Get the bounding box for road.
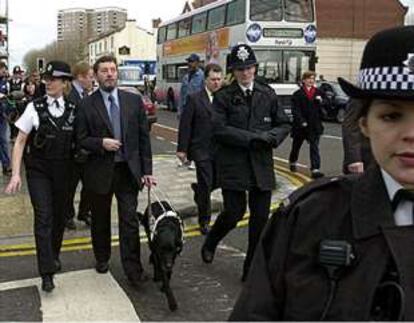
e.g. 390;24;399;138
0;108;346;321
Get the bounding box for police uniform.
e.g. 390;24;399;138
230;26;414;321
201;44;291;279
14;61;74;292
9;66;23;92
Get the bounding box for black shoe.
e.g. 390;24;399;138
95;261;109;274
77;213;92;226
55;259;62;272
128;271;149;287
65;218;76;230
191;183;199;204
201;244;215;264
41;275;55;292
311;170;325;179
289;164;297;172
199;223;209;235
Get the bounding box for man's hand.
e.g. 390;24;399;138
5;174;22;194
347;162;364;174
176;151;187;163
102;138;122;152
142;175;157;188
301;122;308;128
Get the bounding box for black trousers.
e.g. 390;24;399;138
289;133;321;170
88;162;142;277
194;159;215;225
67;163;91;220
205;188;271;275
25;158;73;276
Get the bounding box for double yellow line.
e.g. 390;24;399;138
0;164;308;258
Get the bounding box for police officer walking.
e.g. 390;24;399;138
5;61;76;293
201;44;291;281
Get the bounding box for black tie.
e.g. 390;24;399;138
245;89;252;107
54;99;60;108
391;189;414;224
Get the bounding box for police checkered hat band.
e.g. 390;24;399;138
358;66;414;91
338;26;414;100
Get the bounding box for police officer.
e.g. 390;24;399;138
201;44;291;281
230;26;414;321
9;65;24;92
5;61;75;293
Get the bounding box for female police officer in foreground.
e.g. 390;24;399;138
5;61;75;292
230;26;414;321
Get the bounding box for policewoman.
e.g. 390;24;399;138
5;61;75;292
230;26;414;321
201;44;291;280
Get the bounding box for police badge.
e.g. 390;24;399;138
237;46;250;62
403;53;414;73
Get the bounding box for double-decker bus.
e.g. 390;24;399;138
155;0;317;112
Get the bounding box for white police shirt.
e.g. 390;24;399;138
15;96;65;134
381;169;414;226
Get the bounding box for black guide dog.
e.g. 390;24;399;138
137;196;183;311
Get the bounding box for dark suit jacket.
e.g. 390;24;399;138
76;88;152;194
67;86;82;107
177;89;213;161
291;87;324;138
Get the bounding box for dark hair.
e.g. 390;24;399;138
0;61;7;70
93;55;117;73
357;99;373;118
302;71;316;80
204;63;222;78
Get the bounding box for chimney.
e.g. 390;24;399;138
152;18;162;29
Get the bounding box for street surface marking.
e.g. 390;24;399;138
153;123;177;132
0;269;140;322
322;134;342;140
170;141;178;146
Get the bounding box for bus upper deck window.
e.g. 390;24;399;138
250;0;282;21
284;0;314;22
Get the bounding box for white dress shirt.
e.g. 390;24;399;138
205;87;213;103
238;82;254;95
15;96;65;134
381;169;414;226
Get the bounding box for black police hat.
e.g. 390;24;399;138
229;44;257;70
338;26;414;100
42;61;72;80
13;66;22;74
186;53;201;62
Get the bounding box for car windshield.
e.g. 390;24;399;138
331;83;348;98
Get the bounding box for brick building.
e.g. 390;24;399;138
316;0;407;82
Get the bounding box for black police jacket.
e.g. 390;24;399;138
212;80;291;191
230;165;414;321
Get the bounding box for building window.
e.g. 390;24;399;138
158;26;167;44
111;36;114;49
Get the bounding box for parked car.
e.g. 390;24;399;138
119;86;157;131
317;81;349;123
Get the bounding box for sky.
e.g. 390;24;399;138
7;0;188;67
5;0;414;67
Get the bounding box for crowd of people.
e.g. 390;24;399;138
1;24;414;321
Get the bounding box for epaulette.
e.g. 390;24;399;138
276;176;346;215
255;77;272;90
33;97;47;112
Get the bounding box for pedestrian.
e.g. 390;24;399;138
166;87;176;112
342;98;375;174
0;61;11;175
177;63;223;235
65;62;94;230
288;71;325;179
201;44;291;281
23;80;36;102
76;55;156;286
30;70;46;99
5;61;75;292
230;26;414;321
178;53;204;118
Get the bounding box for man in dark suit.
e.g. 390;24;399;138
76;55;156;285
177;64;223;235
66;62;94;230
